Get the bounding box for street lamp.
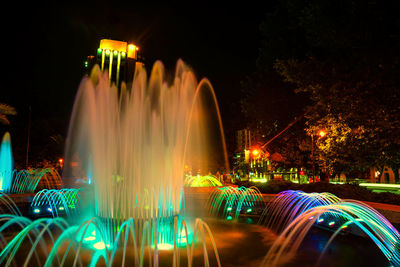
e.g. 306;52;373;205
251;149;260;157
318;130;326;138
311;133;315;182
311;130;326;183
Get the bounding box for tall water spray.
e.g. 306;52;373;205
0;132;13;192
64;60;228;222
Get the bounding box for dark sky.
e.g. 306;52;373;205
2;2;269;137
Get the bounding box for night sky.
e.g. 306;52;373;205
2;2;268;139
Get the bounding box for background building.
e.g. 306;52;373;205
84;39;144;88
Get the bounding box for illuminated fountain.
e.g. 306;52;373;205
0;59;229;266
0;132;52;194
31;188;82;218
260;191;400;266
64;59;227;221
259;190;341;232
184;175;223;187
62;58;229;253
208;186;265;220
1;39;399;265
0;132;13;192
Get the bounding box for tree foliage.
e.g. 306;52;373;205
253;0;400;179
0;103;16;125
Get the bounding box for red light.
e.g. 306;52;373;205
299;171;305;175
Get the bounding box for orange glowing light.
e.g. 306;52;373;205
127;44;139;59
318;130;326;138
99;39;127;53
59;158;63;163
252;149;260;156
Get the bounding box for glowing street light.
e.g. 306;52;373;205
311;129;327;182
252;149;260;157
318;130;326;138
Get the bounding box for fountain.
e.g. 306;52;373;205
0;59;228;266
62;59;229;251
184;175;223;187
0;49;399;265
64;60;227;221
0;132;13;192
259;190;341;232
208;186;265;220
31;188;82;218
0;132;56;194
260;191;400;266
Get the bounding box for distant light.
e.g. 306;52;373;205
227;207;232;211
246;208;252;213
106;49;110;55
227;216;233;220
252;149;259;156
58;206;65;211
318;130;326;138
113;50;118;55
33;208;40;214
317;218;324;223
121;51;126;57
328;221;335;227
47;207;52;212
97;48;102;54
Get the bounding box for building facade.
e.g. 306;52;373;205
84;39;144;88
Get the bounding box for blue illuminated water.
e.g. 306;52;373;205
0;132;13;192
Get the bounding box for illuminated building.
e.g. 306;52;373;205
84;39;144;88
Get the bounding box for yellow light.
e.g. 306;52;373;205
252;149;259;156
127;44;139;59
84;236;96;241
99;39;127;53
157;243;174;250
93;241;106;250
318;130;326;137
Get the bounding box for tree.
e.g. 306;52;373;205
0;103;16;125
265;0;400;180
